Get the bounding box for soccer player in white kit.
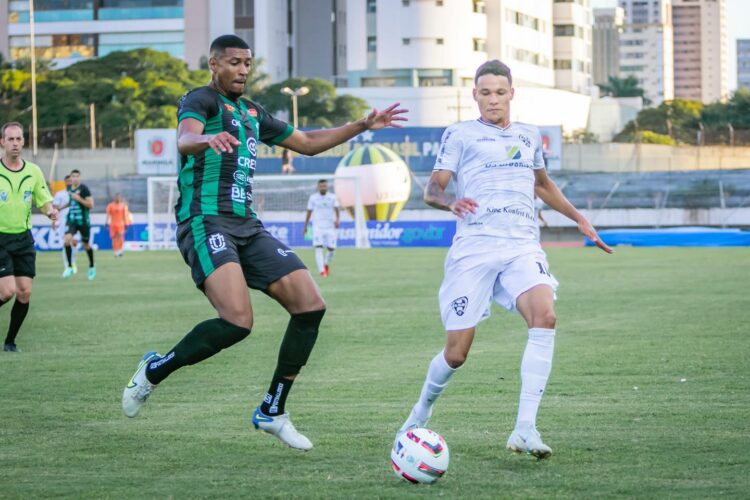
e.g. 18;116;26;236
396;60;612;459
51;175;76;273
304;179;340;277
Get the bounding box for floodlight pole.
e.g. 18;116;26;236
29;0;38;156
280;86;310;128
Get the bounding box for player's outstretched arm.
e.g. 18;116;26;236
424;170;477;217
178;117;239;155
534;169;613;254
280;103;408;156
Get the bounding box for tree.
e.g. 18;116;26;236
598;75;645;99
254;77;369;128
613;99;702;144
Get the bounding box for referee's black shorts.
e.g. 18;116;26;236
0;231;36;279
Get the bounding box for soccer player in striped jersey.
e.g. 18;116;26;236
395;60;612;459
122;34;407;450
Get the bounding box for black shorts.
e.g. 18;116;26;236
66;222;91;243
0;231;36;278
177;215;307;290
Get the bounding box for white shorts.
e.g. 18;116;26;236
439;237;559;330
312;227;338;249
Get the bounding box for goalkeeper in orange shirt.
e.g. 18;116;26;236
105;193;131;257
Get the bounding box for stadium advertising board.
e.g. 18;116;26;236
32;221;457;251
135;129;178;175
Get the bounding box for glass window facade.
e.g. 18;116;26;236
10;34;96;60
8;0;182;23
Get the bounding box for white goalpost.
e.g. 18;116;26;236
146;174;369;250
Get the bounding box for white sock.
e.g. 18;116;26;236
315;247;325;273
325;249;334;265
516;328;555;428
414;350;457;421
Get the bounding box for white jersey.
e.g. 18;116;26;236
434;120;546;242
306;192;339;229
52;190;70;230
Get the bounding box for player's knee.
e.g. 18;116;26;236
221;310;252;330
15;289;31;303
444;349;468;369
0;288;15;302
529;310;556;329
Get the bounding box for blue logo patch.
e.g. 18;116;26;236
451;296;468;316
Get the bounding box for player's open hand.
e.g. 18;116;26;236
578;218;613;254
208;132;240;154
449;198;478;218
363;103;408;130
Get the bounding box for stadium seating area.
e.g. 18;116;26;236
82;168;750;215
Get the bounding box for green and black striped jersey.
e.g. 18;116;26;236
67;183;91;226
175;86;293;223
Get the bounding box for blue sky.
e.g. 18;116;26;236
591;0;749;91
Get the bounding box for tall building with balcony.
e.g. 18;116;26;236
341;0;592;129
552;0;593;95
672;0;727;103
593;6;624;87
739;39;750;90
618;0;674;104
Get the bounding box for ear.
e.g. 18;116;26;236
208;55;217;72
472;87;478;102
510;87;515;100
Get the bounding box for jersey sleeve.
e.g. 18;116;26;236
306;195;315;211
32;168;53;209
80;184;92;198
250;100;294;146
533;129;546;170
178;87;216;126
433;125;462;172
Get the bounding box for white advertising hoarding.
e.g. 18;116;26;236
136;128;178;175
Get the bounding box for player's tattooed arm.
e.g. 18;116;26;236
424;170;477;217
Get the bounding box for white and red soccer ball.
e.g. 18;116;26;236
391;428;450;484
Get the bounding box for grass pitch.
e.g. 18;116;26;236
0;247;748;498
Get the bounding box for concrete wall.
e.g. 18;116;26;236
563;143;750;172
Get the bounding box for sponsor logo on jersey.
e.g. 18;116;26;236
24;191;32;203
477;136;497;142
484;160;533;170
277;248;295;257
224;103;236;112
519;134;531;148
233;170;247;185
0;191;7;202
247;108;258;118
208;233;227;254
237;156;256;171
451;296;468;316
231;185;245;203
246;137;257;155
505;146;522;160
486;206;535;221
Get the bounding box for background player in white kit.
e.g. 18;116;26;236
51;175;76;274
304;179;340;277
396;60;612;459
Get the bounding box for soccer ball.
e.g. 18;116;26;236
391;428;450;484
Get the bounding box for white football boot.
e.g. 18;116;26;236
122;351;160;418
506;423;552;459
252;407;313;451
396;405;432;438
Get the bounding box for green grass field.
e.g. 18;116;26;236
1;247;748;498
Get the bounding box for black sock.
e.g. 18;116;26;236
259;374;294;416
146;318;250;384
65;246;73;266
259;309;325;416
5;300;30;345
86;248;94;267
